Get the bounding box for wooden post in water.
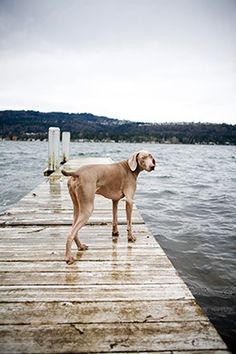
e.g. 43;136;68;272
44;127;60;176
61;132;70;164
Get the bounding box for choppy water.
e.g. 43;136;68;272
0;140;236;350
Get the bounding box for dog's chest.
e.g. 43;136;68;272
96;186;124;200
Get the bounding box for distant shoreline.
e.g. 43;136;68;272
0;137;234;146
1;110;236;145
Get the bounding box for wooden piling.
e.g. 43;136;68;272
0;157;230;353
62;131;70;164
44;127;60;176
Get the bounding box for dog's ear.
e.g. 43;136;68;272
128;152;139;171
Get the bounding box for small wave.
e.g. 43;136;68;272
157;189;178;196
191;183;210;189
158;175;174;179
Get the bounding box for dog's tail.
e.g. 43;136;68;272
61;169;78;177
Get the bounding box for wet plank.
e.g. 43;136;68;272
0;248;166;261
0;157;230;353
0;283;193;302
0;213;143;226
0;269;182;285
0;299;207;325
0;322;228;353
0;224;156;247
0;258;173;272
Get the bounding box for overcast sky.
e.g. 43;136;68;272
0;0;235;123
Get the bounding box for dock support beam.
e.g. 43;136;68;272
61;132;70;164
44;127;60;176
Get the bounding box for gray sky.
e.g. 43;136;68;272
0;0;235;123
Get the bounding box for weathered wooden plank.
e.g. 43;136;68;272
0;251;166;262
0;269;181;286
0;258;173;272
2;193;116;203
0;242;157;251
4;197;134;211
1;203;140;213
0;215;143;226
0;226;155;245
0;223;152;235
0;299;208;325
2;209;141;219
0;322;228;353
1;202;140;215
0;283;193;302
0;239;157;248
0;247;165;261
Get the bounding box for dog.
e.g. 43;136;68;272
62;150;156;264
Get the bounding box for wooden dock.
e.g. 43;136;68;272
0;157;230;353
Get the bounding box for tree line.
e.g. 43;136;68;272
0;110;235;145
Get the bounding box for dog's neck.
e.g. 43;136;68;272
134;165;143;176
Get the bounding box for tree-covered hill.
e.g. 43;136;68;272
0;110;235;145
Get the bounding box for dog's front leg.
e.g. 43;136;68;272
112;200;119;237
125;197;136;242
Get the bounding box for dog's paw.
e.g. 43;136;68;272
78;244;88;251
128;234;136;242
65;256;75;265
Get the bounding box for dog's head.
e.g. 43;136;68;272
128;150;156;172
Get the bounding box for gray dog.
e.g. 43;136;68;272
62;150;156;264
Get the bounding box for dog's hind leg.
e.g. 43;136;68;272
65;187;95;264
68;184;80;227
65;208;92;264
68;182;83;250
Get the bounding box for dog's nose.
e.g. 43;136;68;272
150;158;156;169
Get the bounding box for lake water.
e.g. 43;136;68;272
0;140;236;351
